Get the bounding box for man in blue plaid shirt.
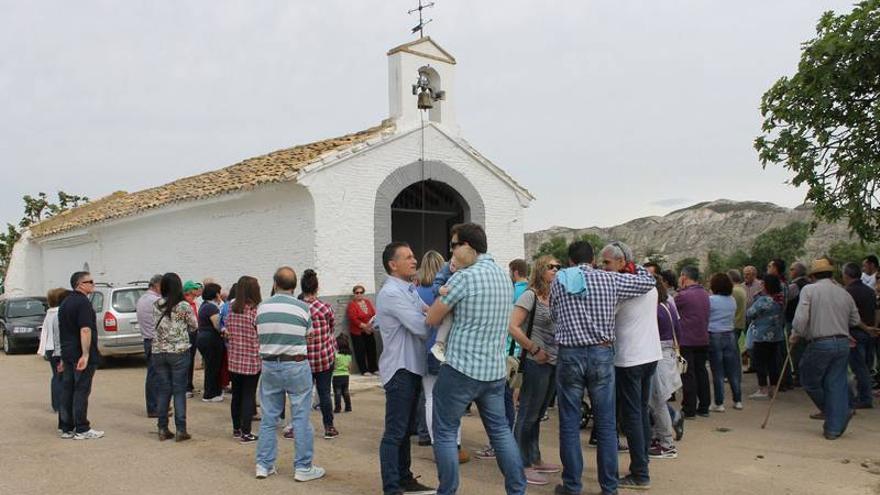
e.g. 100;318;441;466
427;223;526;495
550;241;655;495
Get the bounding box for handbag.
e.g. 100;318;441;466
507;290;538;389
661;302;688;375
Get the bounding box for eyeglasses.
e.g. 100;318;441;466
449;241;466;250
354;291;364;295
548;264;562;271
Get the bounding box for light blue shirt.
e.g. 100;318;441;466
708;295;737;333
376;276;430;385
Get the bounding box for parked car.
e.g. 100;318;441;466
89;282;148;358
0;296;48;354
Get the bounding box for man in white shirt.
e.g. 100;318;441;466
601;242;662;491
862;255;879;288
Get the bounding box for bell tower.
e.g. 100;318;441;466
387;37;458;135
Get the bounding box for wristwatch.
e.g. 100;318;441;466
529;345;541;356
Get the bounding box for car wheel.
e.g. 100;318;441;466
1;332;13;355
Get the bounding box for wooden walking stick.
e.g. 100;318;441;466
761;351;793;429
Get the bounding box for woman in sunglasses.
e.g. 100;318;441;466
345;284;378;376
508;255;562;486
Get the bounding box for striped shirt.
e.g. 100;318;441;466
256;293;311;358
441;253;513;382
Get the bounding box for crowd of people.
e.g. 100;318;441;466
34;223;880;494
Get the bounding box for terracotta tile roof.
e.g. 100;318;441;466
30;121;394;239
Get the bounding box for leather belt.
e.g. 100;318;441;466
262;354;307;362
807;335;849;344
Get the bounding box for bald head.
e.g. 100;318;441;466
273;266;298;293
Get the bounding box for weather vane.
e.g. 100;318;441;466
408;0;434;38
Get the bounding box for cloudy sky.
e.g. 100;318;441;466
0;1;856;232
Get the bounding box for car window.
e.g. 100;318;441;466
90;292;105;313
112;289;146;313
7;299;48;318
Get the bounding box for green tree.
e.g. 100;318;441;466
675;257;700;276
533;233;606;263
755;1;880;241
827;240;880;266
705;250;726;277
643;247;668;269
0;192;88;291
749;222;810;270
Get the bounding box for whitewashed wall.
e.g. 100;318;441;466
301;123;527;296
11;182;315;298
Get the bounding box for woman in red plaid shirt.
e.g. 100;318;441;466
225;276;262;444
300;269;339;439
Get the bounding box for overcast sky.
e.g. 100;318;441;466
0;1;857;232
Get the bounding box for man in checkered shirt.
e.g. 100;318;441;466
550;240;655;495
426;223;526;495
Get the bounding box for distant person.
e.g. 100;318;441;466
508;255;560;486
183;280;203;397
742;266;763;311
225;276;262;443
649;274;683;459
196;283;225;402
786;262;811;385
254;266;325;482
842;262;877;409
601;242;662;490
675;266;711;418
332;335;353;413
376;242;436;495
659;269;679;298
38;287;68;422
643;262;660;275
136;274;163;418
426;223;526;495
707;273;742;411
152;272;198;442
746;274;785;400
346;284;378;375
301;269;339;440
728;269;747;349
792;259;865;439
58;271;103;440
862;255;879;288
548;240;655;495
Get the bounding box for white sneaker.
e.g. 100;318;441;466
74;429;105;440
255;464;277;479
294;465;326;482
733;402;744;410
59;431;75;439
749;390;769;400
430;342;447;363
186;391;194;399
709;404;726;413
202;394;224;403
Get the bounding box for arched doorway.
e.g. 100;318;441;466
391;180;468;261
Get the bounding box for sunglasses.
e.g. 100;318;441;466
548;264;562;271
354;291;364;295
449;241;466;250
81;280;95;285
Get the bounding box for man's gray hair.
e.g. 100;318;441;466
790;262;807;278
681;265;700;282
601;241;634;263
843;262;861;280
149;274;163;287
727;269;742;284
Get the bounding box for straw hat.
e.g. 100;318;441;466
808;258;834;275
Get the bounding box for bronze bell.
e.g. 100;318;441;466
417;90;434;110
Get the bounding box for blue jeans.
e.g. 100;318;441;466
513;359;555;467
708;332;743;404
153;352;190;431
256;360;314;471
849;330;874;407
556;345;617;495
313;368;335;428
144;339;159;415
616;361;656;483
380;369;422;494
799;338;851;437
433;365;525;495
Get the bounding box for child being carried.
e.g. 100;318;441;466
430;245;478;362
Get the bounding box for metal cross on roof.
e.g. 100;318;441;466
408;0;434;38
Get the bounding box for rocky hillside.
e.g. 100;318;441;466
524;199;856;266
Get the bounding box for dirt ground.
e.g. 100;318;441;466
1;353;878;495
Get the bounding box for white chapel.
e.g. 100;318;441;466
5;37;533;316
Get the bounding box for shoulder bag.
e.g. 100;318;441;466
661;302;688;375
507;290;538;389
